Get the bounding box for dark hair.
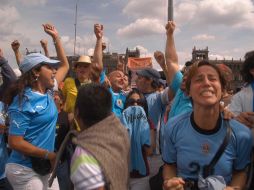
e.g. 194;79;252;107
3;66;41;106
75;83;112;127
124;88;148;117
241;51;254;83
185;60;227;95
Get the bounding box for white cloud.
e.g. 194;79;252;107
175;2;197;25
175;0;254;28
177;51;192;67
117;18;164;38
87;48;94;56
192;34;215;41
122;0;167;20
60;34;110;56
209;54;233;60
0;6;20;35
18;0;47;6
134;45;148;56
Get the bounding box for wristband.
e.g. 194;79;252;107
44;150;49;159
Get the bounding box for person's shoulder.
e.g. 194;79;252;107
166;112;192;131
64;77;75;84
169;111;191;123
229;119;252;139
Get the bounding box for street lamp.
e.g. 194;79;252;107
168;0;173;21
74;0;78;56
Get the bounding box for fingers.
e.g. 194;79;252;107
163;177;185;190
165;21;176;35
11;40;20;51
40;39;48;46
94;23;103;38
236;112;254;128
220;103;235;120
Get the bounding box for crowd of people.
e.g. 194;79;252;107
0;19;254;190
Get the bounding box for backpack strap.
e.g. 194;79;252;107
203;120;232;178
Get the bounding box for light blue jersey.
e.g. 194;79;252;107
120;106;150;176
168;71;192;118
100;71;126;118
145;92;165;129
8;88;58;168
0;101;8;179
109;88;126;118
0;134;8;179
162;111;252;183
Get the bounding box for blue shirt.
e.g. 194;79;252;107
120;106;150;175
109;88;126;118
168;71;192;118
145;92;165;129
100;71;126;118
0;135;8;179
162;111;252;183
8;88;58;168
0;102;8;179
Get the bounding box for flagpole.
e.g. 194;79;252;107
168;0;173;21
74;1;78;55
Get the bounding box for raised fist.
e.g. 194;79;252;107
11;40;20;52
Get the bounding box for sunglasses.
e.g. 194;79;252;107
127;98;143;106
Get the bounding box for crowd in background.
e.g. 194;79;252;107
0;20;254;190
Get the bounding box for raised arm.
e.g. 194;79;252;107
11;40;22;65
40;39;49;57
43;23;69;84
165;21;179;83
154;51;170;84
93;24;103;68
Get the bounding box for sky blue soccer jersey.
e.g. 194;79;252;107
120;106;150;176
8;88;58;168
162;111;252;183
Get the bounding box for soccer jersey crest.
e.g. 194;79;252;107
117;99;123;108
201;143;210;154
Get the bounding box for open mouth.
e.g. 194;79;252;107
200;89;214;97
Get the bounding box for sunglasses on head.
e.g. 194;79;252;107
127;98;143;106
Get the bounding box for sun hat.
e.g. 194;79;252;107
19;53;60;74
74;55;91;67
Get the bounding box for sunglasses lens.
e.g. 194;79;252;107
127;98;143;106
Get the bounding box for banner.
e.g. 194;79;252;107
127;57;152;70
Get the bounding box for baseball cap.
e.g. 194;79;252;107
19;53;60;74
136;67;161;81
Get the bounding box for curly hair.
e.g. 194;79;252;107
241;51;254;83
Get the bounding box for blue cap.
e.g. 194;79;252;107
136;67;161;81
19;53;60;74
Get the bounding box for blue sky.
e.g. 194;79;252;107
1;0;254;71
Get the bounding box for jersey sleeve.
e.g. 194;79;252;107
170;71;183;94
162;122;177;164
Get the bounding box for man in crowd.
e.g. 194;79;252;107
93;23;128;118
71;83;130;190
